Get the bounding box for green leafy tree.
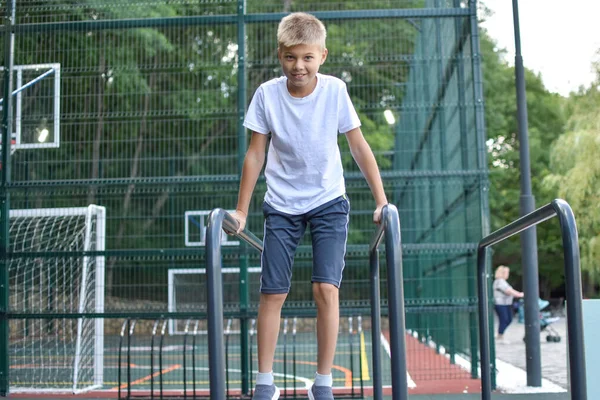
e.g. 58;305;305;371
480;29;566;296
544;66;600;296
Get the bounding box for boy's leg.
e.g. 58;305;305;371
313;282;339;374
253;202;306;400
306;195;350;399
257;292;287;373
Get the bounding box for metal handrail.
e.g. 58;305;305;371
205;209;262;400
368;204;409;400
206;205;409;400
477;199;586;400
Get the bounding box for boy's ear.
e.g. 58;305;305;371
321;48;329;65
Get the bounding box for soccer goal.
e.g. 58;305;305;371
8;205;106;394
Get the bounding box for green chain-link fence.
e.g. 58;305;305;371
0;0;490;396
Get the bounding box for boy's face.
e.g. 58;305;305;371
278;43;328;97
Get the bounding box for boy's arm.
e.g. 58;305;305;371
232;132;268;232
345;127;388;223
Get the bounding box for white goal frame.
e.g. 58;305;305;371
8;205;105;394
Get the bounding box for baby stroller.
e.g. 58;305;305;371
516;298;561;342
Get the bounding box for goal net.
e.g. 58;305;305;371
8;205;105;393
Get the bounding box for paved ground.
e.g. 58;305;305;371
409;395;569;400
10;395;571;400
494;314;569;390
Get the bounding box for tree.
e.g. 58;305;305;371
544;67;600;296
480;29;567;297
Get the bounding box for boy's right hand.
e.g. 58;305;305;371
230;210;247;234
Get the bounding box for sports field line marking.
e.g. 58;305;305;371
359;331;370;381
380;332;416;388
103;366;312;388
111;364;181;390
94;384;395;395
274;358;353;387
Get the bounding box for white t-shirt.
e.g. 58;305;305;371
243;73;361;215
493;279;514;306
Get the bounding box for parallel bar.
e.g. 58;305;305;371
3;8;471;33
553;200;586;400
383;206;409;400
477;199;587;400
479;204;555;248
369;203;385;400
205;208;263;399
368;204;408;400
369;250;383;400
477;247;491;399
206;205;408;399
205;210;228;400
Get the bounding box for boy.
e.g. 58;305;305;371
231;12;388;400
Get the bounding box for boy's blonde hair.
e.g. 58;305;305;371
277;12;327;49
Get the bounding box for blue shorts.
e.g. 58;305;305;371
260;195;350;294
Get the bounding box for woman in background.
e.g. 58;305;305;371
493;265;524;343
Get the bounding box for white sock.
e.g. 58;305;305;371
314;372;332;387
256;371;274;386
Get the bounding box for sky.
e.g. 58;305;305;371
480;0;600;97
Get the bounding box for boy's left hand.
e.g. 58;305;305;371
373;204;386;224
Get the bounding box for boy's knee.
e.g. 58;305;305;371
260;292;287;308
312;282;339;305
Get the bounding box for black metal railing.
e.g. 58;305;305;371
205;204;409;400
477;199;587;400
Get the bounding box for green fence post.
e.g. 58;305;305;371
237;0;250;395
469;0;493;386
0;0;15;396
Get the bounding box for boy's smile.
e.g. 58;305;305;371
278;43;328;98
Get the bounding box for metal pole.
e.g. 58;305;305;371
468;0;493;386
369;249;383;400
477;200;587;400
236;0;250;394
384;206;408;400
0;0;15;395
512;0;541;386
477;247;492;400
553;200;586;400
206;210;227;400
